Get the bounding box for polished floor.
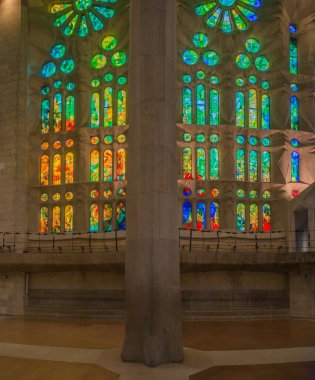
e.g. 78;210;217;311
0;318;313;379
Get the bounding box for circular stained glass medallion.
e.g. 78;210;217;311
263;190;271;199
203;50;219;66
209;75;219;84
183;187;192;197
182;74;192;84
91;190;99;199
182;50;199;65
53;140;62;149
91;54;107;69
248;75;257;84
91;78;100;88
41;193;48;202
53;193;61;201
196;70;205;80
41;86;50;95
236;54;251;69
54;80;62;88
117;188;126;197
74;0;92;11
117;134;126;143
183;133;192;142
42;62;57;78
111;52;127;67
104;135;113;144
51;44;66;59
91;136;100;145
261;80;270;90
65;192;74;200
192;33;209;48
236;135;245;144
291;138;299;147
104;73;114;82
101;36;117;51
104;189;113;198
261;137;270;147
66;82;75;91
210;134;219;143
41;141;49;150
290;83;298;92
237;189;245;198
197;189;206;198
249;136;259;146
210;188;219;197
245;38;260;54
117;76;127;85
255;56;270;72
249;190;258;199
66;139;74;148
60;59;75;74
196;133;206;143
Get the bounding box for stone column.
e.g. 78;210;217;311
121;0;183;367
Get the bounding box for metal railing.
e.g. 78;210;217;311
0;229;313;254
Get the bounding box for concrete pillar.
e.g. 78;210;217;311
308;208;315;252
121;0;183;367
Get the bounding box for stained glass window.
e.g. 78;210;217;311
40;206;49;233
183;147;193;179
196;148;206;180
210;147;219;180
65;205;74;232
248;89;257;128
196;84;206;125
103;203;113;232
104;87;113;127
65;95;75;131
249;203;258;231
183;202;193;229
53;93;62;132
90;203;99;232
236;203;246;231
236;149;245;181
40;155;49;186
65;152;74;184
52;206;61;233
291;151;299;183
236;91;245;127
261;151;271;183
41;99;50;133
261;94;270;130
196;202;206;231
90;150;100;182
117;89;127;126
290;38;298;75
262;203;271;232
290;96;299;130
103;150;113;182
53;154;61;185
90;92;100;128
117;201;126;230
210;89;219;125
183;88;192;124
249;150;258;182
116;148;126;180
210;202;219;230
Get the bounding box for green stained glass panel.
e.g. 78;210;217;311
261;151;271;183
290;38;298;75
196;148;206;180
249;89;257;128
206;7;222;28
221;10;232;33
182;74;192;84
51;44;66;59
63;14;78;36
195;2;216;16
183;147;192;179
102;36;117;51
236;203;246;231
196;133;206;143
88;11;104;30
91;54;107;69
231;9;247;31
42;62;56;78
255;56;270;72
60;59;75;74
236;91;245;127
245;38;260;53
196;84;206;125
261;94;270;130
236;53;251;69
210;147;219;180
250;204;259;231
90;92;100;128
193;33;209;48
183;50;199;65
203;50;219;66
54;11;73;27
290;96;299;130
249;150;258;182
111;52;127;67
78;15;89;37
237;5;257;21
210;89;219;125
182;88;192;124
236;149;245;181
209;75;219;84
94;6;114;19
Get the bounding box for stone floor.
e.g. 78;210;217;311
0;318;313;379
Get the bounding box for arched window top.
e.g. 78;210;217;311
196;202;206;231
183;202;193;230
236;203;246;232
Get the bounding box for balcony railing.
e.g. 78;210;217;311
0;229;313;254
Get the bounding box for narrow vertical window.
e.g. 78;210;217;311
261;151;271;183
90;150;100;182
249;150;258;182
290;38;298;75
236;203;246;231
183;147;192;179
103;150;113;182
41;99;50;134
249;89;257;128
103;203;113;232
196;147;206;180
116;148;126;180
65;152;74;184
290;96;299;130
53;93;62;132
104;87;113;127
90;92;100;128
210;202;219;231
236;91;245;127
261;94;270;130
117;201;126;230
183;202;193;230
90;203;99;232
196;84;206;125
182;88;192;124
196;202;206;231
209;89;219;126
236;149;245;181
65;205;74;232
210;147;219;180
52;154;61;185
52;206;61;233
65;95;75;131
291;151;300;183
40;207;49;233
249;203;259;231
117;89;127;126
40;155;49;186
262;204;271;232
